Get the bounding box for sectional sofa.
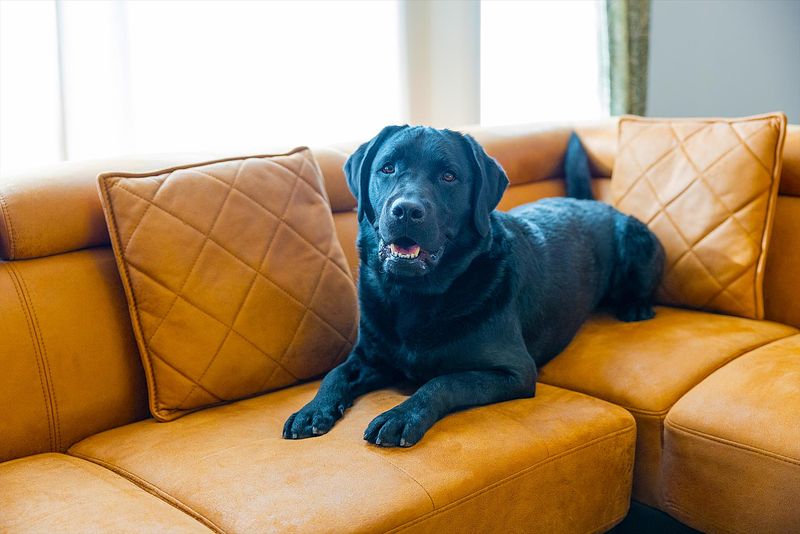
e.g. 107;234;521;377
1;119;798;533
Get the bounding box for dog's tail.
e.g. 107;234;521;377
564;132;593;200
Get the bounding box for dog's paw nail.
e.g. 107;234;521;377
291;433;297;439
338;406;345;416
375;437;381;445
312;427;321;435
399;438;406;447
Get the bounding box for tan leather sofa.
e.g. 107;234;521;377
1;120;798;533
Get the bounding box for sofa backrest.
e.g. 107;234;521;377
316;121;800;329
1;121;797;462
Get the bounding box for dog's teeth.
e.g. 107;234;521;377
388;243;421;259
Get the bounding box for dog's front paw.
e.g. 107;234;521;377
283;401;344;439
364;406;433;448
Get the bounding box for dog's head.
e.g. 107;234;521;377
344;125;508;281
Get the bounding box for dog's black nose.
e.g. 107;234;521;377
390;198;426;222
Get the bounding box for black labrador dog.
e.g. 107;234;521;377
283;126;664;447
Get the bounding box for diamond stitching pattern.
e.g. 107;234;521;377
612;115;786;319
98;149;358;420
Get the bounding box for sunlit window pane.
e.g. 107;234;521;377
0;0;62;175
481;0;605;125
122;0;402;155
9;0;402;165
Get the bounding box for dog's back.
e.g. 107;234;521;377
500;135;664;365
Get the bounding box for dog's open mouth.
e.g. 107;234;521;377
378;237;444;276
387;237;421;259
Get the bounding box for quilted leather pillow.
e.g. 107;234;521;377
98;148;358;421
612;113;787;319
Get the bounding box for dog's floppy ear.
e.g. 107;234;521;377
344;125;406;223
463;134;509;237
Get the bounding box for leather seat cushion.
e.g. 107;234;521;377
662;334;800;533
539;306;796;506
0;453;208;533
70;381;635;533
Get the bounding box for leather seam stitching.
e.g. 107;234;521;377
67;450;224;534
122;242;350;348
177;159;302;407
268;242;332;388
6;264;55;451
665;419;800;466
125;262;301;387
0;188;17;258
616;116;782;318
131;161;246;347
366;448;436;512
538;330;797;418
252;164;312;393
171;160;256;410
386;424;636;532
148;347;225;402
614;135;682;207
666;122;766;315
14;270;62;451
726;122;772;175
111;184;352;343
186;157;352;280
753;117;785;318
99;175;168;419
100;155;348;419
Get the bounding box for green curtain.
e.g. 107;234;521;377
601;0;651;116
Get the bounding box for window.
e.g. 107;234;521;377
480;0;604;125
0;1;63;173
1;0;402;174
1;0;608;175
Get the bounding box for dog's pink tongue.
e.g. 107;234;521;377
395;244;420;255
390;243;419;256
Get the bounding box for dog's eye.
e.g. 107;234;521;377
442;172;456;183
380;164;395;175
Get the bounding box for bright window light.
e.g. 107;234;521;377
121;0;402;155
0;0;62;175
2;0;401;172
480;0;605;125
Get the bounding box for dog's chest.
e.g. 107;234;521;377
364;286;485;380
391;341;446;382
389;311;461;380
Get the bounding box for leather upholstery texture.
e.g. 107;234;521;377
0;120;624;261
0;453;210;533
0;248;148;463
98;149;358;421
0;154;222;261
764;195;800;328
69;381;635;534
539;306;796;506
2;119;798;256
2;120;800;532
781;124;800;196
611;113;788;319
662;334;800;533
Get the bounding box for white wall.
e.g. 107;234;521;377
647;0;800;122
